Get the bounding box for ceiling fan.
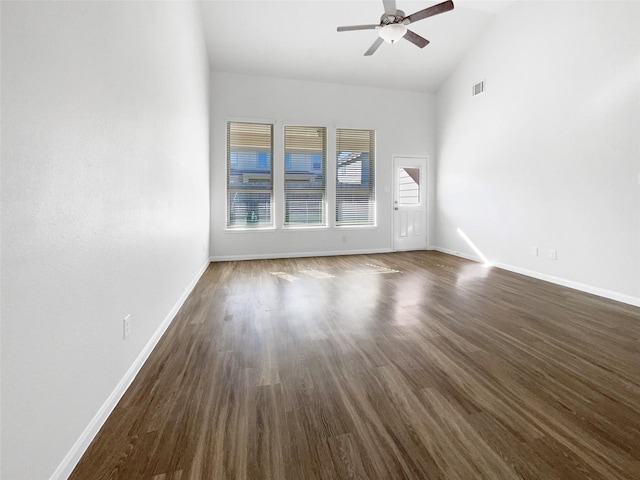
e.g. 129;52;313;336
337;0;454;56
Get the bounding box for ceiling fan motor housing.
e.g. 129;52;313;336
380;9;406;25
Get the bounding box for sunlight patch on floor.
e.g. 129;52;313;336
270;272;299;282
347;264;401;276
299;270;335;278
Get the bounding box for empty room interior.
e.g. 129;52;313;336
1;0;639;479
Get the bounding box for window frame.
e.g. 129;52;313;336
224;122;377;233
226;121;275;230
335;128;376;227
283;125;328;228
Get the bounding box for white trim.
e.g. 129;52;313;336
333;225;379;230
49;261;210;480
210;247;392;262
432;246;640;308
432;246;482;263
225;227;277;233
492;261;640;308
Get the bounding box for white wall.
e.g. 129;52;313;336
435;1;640;304
0;2;210;479
210;71;436;259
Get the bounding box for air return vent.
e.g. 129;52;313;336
472;80;485;96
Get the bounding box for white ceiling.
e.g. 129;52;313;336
198;0;513;93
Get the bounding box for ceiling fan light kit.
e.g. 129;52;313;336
379;23;407;43
337;0;454;56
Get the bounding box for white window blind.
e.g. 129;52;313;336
336;128;375;225
284;125;326;226
227;122;273;228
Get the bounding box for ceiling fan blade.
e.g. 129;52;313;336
382;0;397;16
404;0;454;25
403;29;430;48
337;24;379;32
364;37;384;56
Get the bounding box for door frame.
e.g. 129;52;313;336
391;155;430;252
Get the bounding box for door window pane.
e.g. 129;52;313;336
397;167;420;205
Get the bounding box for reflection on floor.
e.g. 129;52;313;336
272;263;400;282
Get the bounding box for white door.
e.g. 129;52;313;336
393;156;428;251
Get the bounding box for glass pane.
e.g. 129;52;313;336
397;167;420;205
284;126;326;226
285;191;324;225
284;153;324;192
227;191;271;227
336;191;374;225
227;122;273;228
228;151;272;190
336;128;375;226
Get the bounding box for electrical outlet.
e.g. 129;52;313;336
549;250;558;260
123;314;131;339
531;247;539;257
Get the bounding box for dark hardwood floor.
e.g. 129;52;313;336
70;251;640;479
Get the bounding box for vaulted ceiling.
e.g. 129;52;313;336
198;0;513;93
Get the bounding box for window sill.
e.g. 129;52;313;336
282;225;328;231
225;227;276;233
224;225;377;233
334;224;378;229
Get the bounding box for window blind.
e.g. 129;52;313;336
336;128;375;225
227;122;273;228
284;125;326;226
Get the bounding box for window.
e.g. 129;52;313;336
336;128;375;225
284;125;327;226
397;167;420;205
227;122;273;228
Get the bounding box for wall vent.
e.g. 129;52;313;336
472;80;485;96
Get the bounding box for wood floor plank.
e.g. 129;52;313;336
69;251;640;480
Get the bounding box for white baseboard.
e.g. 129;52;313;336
50;261;210;480
493;261;640;307
431;246;484;263
432;246;640;308
210;247;392;262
